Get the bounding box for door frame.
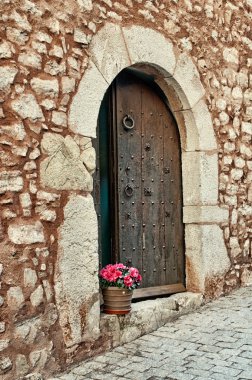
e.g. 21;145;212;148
96;68;186;298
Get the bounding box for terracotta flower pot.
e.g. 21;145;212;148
102;287;133;315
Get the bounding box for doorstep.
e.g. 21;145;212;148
100;291;203;348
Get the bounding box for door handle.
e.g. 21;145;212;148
122;115;135;131
124;184;134;197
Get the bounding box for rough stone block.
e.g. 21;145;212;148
6;27;29;45
20;192;32;210
14;316;41;344
81;147;96;173
36;191;60;203
69;61;108;137
0;122;26;141
0;339;10;352
173;53;205;109
0;40;13;59
41;133;64;155
77;0;93;11
123;25;176;77
36;32;52;44
223;47;239;65
90;23;130;84
62;77;75;93
0;322;6;333
185;100;217;151
30;285;44;307
183;205;229;224
185;224;230;292
8;221;45;244
0;66;18;91
49;45;63;58
101;292;203;347
54;194;100;347
241;121;252;135
22;372;44;380
74;28;90;44
51;111;67;127
18;52;42;69
24;268;38;288
40;133;92;191
241;269;252;286
31;77;59;97
0;357;12;373
7;286;25;310
39;209;56;222
229;236;241;258
100;314;120;349
182;151;218;206
15;354;29;376
0;170;23;194
11;93;44;121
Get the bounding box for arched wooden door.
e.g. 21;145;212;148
95;69;185;298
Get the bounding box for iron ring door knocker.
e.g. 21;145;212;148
124;184;134;197
122;114;135;131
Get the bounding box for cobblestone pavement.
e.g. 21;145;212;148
49;286;252;380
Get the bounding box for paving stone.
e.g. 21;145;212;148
169;372;196;380
53;286;252;380
238;372;252;380
211;365;242;377
185;359;214;371
58;374;78;380
210;374;238;380
240;350;252;359
197;345;221;353
124;370;151;380
186;367;213;378
111;366;131;376
229;355;252;366
71;366;92;375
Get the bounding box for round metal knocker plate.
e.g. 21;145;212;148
122;115;135;131
124;184;134;197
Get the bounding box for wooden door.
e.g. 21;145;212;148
95;69;185;298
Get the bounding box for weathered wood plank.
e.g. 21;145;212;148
133;283;186;299
141;81;166;287
116;72;143;273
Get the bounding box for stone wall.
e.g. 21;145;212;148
0;0;251;379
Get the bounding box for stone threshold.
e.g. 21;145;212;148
46;292;203;380
100;291;203;348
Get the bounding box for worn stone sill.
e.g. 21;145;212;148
100;291;203;348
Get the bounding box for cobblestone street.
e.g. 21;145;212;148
49;286;252;380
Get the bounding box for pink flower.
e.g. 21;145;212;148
107;268;122;282
129;267;139;278
99;268;110;281
124;275;133;287
116;263;126;269
100;265;122;282
99;263;142;289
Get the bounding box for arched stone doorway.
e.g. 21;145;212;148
95;67;185;297
55;23;230;348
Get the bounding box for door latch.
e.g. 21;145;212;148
122;115;135;131
124;184;134;197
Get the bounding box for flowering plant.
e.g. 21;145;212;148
99;263;142;290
